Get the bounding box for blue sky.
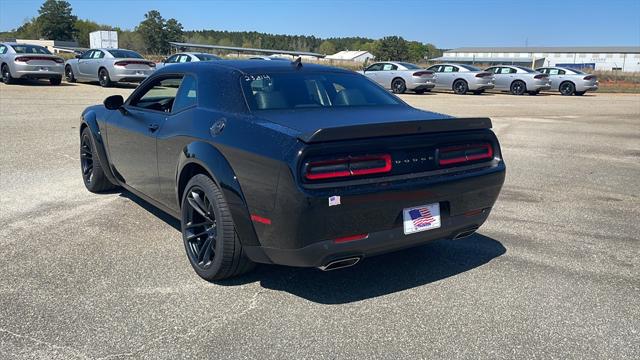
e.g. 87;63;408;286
1;0;639;48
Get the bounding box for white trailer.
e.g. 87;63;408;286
89;31;118;49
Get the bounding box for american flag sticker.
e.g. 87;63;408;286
403;203;441;235
329;196;341;207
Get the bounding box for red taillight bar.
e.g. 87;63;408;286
475;72;492;78
438;143;493;166
334;233;369;244
15;56;63;63
305;154;392;180
583;75;595;80
413;71;433;77
114;61;155;67
534;74;548;79
250;214;271;225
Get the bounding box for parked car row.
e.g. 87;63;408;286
361;61;598;96
1;42;599;96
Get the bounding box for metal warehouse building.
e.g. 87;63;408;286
433;46;640;72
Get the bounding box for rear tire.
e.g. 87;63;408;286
50;76;62;85
1;64;15;84
574;91;586;96
181;174;255;281
65;65;76;83
559;81;575;96
453;79;468;95
98;68;112;87
391;78;406;94
510;80;526;95
80;128;118;193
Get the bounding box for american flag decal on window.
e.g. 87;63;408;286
409;208;435;228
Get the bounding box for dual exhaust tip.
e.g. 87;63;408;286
318;257;361;271
318;228;479;271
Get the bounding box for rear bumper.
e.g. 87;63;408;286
577;83;598;92
245;207;492;267
13;63;64;79
110;68;153;82
408;77;436;91
245;160;506;267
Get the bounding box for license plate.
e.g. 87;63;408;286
403;203;441;235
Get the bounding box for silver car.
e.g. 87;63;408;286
155;52;222;69
535;67;598;96
484;65;551;95
64;48;155;87
0;42;64;85
426;63;494;95
361;61;436;94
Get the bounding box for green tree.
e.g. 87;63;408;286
136;10;166;54
74;19;106;48
318;40;336;55
37;0;77;40
407;41;427;63
374;36;409;61
164;18;184;44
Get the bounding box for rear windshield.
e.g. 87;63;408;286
195;53;221;61
11;45;51;54
459;64;482;71
107;49;143;59
398;62;421;69
242;72;402;111
515;66;537;73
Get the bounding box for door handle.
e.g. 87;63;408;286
148;123;159;132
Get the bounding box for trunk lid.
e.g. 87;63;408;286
254;106;491;143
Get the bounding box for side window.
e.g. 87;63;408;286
443;65;458;73
548;69;559;75
92;50;104;59
165;54;179;63
427;65;441;72
499;67;513;74
382;63;397;71
0;45;6;54
178;55;190;63
130;76;184;112
80;50;94;59
537;68;548;74
557;69;566;75
366;63;382;71
485;67;497;74
172;75;198;113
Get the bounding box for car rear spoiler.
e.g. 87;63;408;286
298;117;493;143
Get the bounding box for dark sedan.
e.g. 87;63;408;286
79;60;506;280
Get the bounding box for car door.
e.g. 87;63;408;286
76;50;94;78
159;54;180;69
106;75;184;198
427;65;443;88
378;63;398;89
494;67;515;90
439;65;459;89
363;63;383;84
547;68;565;90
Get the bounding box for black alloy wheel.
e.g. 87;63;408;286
2;64;15;84
181;174;255;281
453;79;468;95
99;68;112;87
510;80;526;95
80;132;94;185
391;78;406;94
560;82;576;96
65;65;76;83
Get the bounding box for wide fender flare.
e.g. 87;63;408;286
177;141;260;247
81;111;119;185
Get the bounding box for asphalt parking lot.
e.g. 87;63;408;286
1;82;639;359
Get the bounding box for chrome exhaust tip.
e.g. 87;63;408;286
453;227;479;240
318;257;361;271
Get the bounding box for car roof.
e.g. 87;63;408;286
154;60;354;75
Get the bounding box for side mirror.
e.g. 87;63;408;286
161;57;167;63
104;95;124;110
75;54;82;59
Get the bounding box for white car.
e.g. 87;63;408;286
156;52;222;69
360;62;436;94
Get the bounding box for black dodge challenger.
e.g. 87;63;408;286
79;60;506;280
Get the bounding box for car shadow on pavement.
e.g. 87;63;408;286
118;190;506;304
222;234;506;304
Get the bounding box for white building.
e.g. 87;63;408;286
325;50;375;63
433;46;640;72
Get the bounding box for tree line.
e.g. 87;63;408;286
0;0;442;62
